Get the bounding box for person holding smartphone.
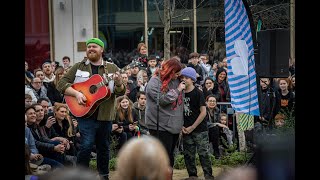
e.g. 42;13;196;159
112;95;138;150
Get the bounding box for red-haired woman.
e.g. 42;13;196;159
145;58;186;172
277;78;295;115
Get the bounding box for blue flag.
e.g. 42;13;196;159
224;0;260;116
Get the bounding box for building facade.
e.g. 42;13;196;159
25;0;289;70
25;0;228;71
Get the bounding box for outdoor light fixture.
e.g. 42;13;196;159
81;28;86;36
182;17;190;21
59;1;65;10
169;31;182;34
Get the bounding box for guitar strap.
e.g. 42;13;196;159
103;60;117;121
103;60;115;93
102;60;109;85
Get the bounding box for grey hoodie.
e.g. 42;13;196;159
145;76;184;134
133;101;147;128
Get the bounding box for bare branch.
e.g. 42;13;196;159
172;0;206;19
170;0;175;18
249;0;267;7
154;0;164;25
253;3;289;15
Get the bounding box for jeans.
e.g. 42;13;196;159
42;157;64;169
77;118;112;177
40;140;65;164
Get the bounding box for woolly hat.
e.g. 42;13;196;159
86;38;104;48
181;67;197;82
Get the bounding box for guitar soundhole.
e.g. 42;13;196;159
89;85;98;94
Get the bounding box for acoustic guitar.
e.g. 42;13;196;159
65;74;111;118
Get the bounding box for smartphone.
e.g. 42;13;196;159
48;108;53;114
47;112;54;117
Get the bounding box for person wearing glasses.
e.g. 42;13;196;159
205;95;221;159
199;54;212;85
28;77;50;104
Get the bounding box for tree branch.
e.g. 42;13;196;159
154;0;164;25
253;3;289;15
172;0;206;19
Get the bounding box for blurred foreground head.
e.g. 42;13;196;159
216;166;257;180
116;136;171;180
256;134;295;180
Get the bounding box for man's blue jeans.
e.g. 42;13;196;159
77;118;112;177
42;157;64;168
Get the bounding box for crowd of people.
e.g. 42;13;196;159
25;37;295;180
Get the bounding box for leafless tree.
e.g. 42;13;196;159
154;0;290;58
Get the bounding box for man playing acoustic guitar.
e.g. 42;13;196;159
57;38;125;180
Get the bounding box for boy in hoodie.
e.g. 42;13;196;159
132;91;149;135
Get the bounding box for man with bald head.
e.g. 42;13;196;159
115;136;172;180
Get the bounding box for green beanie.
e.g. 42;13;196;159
86;38;104;48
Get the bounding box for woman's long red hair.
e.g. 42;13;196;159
154;58;182;92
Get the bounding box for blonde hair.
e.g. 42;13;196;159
25;74;31;85
115;136;170;180
54;103;74;137
54;66;65;87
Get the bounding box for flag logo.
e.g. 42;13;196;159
238;113;254;131
224;0;260;116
